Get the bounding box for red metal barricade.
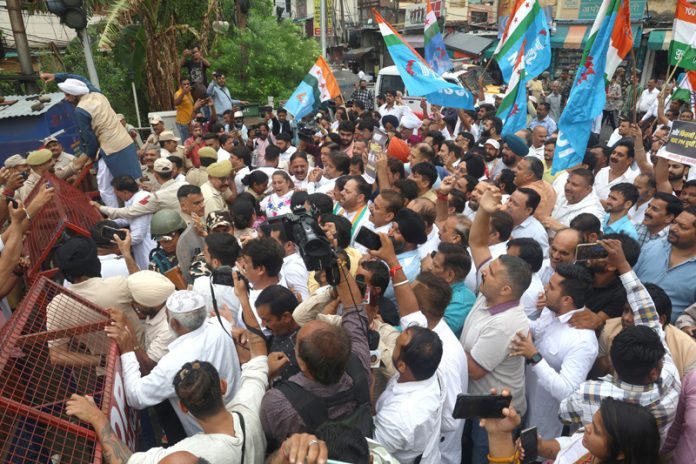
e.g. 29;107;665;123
0;277;136;463
23;172;103;284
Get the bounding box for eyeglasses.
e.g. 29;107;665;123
153;235;174;242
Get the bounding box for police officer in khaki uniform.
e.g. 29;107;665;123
43;136;89;181
201;160;236;216
185;146;217;187
16;149;54;202
145;115;165;146
139;144;161;192
95;158;188;221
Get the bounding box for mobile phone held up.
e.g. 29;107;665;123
519;427;538;464
101;226;127;242
452;394;512;419
355;226;382;251
575;243;609;261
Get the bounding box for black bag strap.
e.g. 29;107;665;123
276;354;370;431
276;380;328;432
234;411;246;463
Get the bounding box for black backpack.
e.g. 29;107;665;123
276;354;374;439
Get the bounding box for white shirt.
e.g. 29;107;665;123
520;272;545;319
375;373;444;464
401;312;468;464
637;87;660;113
419;224;441;260
526;308;599;439
121;318;241;436
127;356;268;464
124;190;157;270
142;308;175;362
279;146;297;166
308;177;336;195
217;147;231;162
281;252;309;301
593;166;639;200
367;221;393;234
192;275;244;328
606;128;623;147
511;215;549;259
378;103;412;123
628;200;650;225
552;191;605;227
234;166;251;194
291;176;309;191
528;145;544;160
98;254;129;280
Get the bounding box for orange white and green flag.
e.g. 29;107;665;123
670;0;696;70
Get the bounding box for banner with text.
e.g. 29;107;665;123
657;120;696;166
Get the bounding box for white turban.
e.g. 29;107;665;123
166;290;206;314
400;112;423;130
57;78;89;96
127;270;175;308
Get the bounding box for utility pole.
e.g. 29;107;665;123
80;30;100;88
6;0;38;93
320;0;327;59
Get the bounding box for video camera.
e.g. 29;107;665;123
268;206;340;283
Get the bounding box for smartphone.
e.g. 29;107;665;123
355;226;382;251
575;243;609;261
519;427;538;464
452;394;512;419
4;195;18;208
101;225;126;242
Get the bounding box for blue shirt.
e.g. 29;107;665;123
634;238;696;321
383;248;422;305
444;281;476;338
603;214;638;240
529;115;557;135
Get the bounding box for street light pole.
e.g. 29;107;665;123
320;0;327;59
6;0;38;93
80;29;100;88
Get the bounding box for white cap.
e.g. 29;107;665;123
484;139;500;150
153;158;173;173
166;291;206;314
149;114;163;125
233;111;244;118
400;112;423;130
57;78;89;96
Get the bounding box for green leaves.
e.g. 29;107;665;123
209;0;320;102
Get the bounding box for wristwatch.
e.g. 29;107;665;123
527;352;543;365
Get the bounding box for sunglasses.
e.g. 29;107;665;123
153;235;174;242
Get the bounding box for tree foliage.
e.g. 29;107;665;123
209;0;320;102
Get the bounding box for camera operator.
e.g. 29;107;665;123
191;233;243;327
259;249;372;449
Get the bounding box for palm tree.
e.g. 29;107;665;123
96;0;211;111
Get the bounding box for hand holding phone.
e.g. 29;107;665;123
452;394;512;419
575;243;609;261
355;226;382;251
519;427;538;464
101;225;127;242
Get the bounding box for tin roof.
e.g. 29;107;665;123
0;93;66;120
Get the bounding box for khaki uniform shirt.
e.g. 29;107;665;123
53;151;77;180
100;177;187;220
143;308;175;362
139;166;161;192
16;170;41;203
185;168;208;187
201;181;227;216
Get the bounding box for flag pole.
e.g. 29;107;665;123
630;47;638;124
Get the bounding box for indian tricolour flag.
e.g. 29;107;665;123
496;41;528;136
673;71;696;113
670;0;696;70
284;56;340;120
493;0;550;83
605;0;633;80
